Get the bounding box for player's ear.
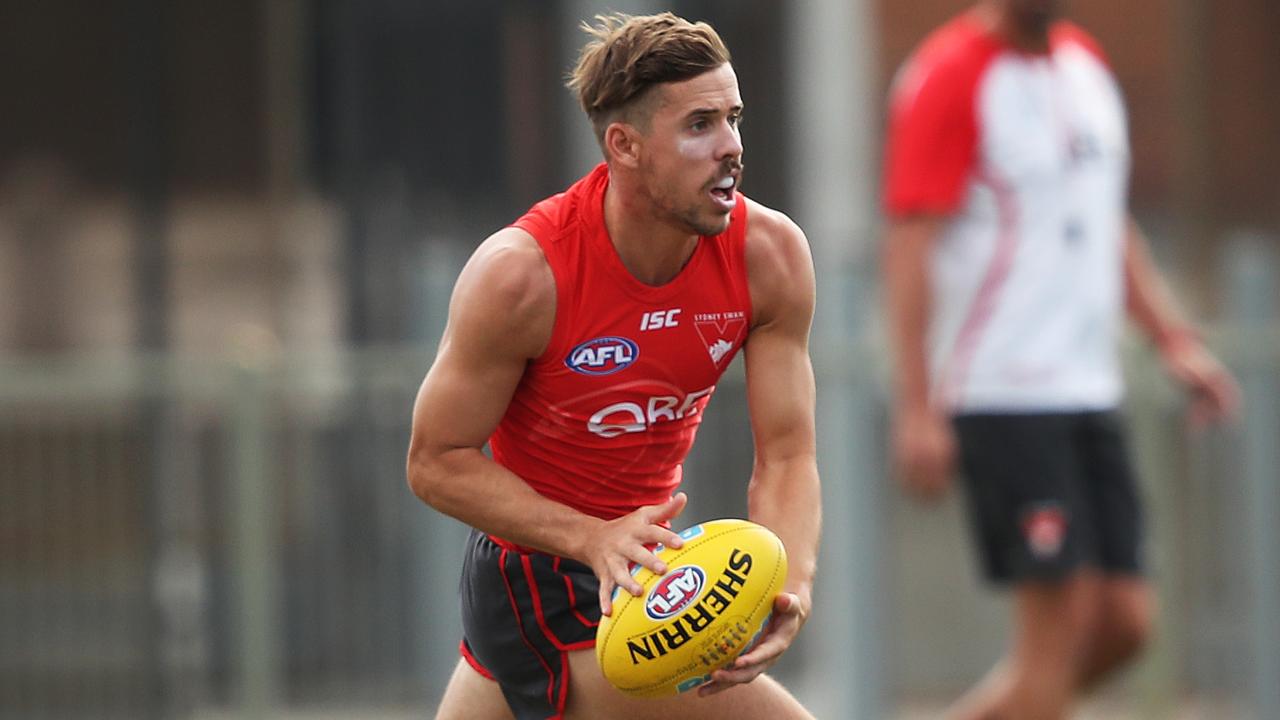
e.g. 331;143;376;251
604;122;643;169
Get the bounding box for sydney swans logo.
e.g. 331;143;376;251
693;312;747;367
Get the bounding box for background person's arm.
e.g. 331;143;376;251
879;47;977;503
1123;217;1240;425
405;227;686;615
883;214;956;500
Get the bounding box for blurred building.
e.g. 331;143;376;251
4;0;1277;357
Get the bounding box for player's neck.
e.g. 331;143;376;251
979;2;1052;54
602;182;699;287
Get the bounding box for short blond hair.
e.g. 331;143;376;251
567;12;731;146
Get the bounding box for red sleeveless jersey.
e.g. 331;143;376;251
489;163;753;521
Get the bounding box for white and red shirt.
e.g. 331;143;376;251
884;12;1130;412
490;163;753;521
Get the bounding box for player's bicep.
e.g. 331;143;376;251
743;325;816;462
743;212;817;461
410;231;553;455
411;328;527;454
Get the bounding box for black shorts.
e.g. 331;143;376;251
458;529;600;720
953;410;1144;585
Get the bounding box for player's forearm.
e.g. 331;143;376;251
1123;219;1197;351
406;445;601;560
883;220;937;412
746;458;820;606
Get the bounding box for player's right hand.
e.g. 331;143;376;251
892;406;956;501
582;492;688;617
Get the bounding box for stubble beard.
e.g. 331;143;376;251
681;208;731;237
651;182;727;238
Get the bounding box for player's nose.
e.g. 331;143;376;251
717;121;743;160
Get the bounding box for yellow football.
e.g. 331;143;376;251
595;518;788;698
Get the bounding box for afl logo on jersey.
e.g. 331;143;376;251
645;566;706;620
565;336;639;376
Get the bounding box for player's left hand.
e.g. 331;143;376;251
1161;339;1241;428
696;591;808;697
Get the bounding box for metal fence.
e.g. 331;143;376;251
1;251;1277;719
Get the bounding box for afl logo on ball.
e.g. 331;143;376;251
565;336;639;376
644;566;706;620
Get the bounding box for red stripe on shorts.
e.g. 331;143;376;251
554;556;600;630
522;554;595;652
498;548;558;708
458;639;496;681
556;651;571;715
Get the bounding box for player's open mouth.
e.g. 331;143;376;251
709;175;737;210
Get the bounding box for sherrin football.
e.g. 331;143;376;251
595;518;788;698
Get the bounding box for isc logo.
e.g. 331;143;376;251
645;566;706;620
565;336;639;376
641;309;681;331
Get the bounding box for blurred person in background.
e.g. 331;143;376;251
407;12;820;720
881;0;1239;718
